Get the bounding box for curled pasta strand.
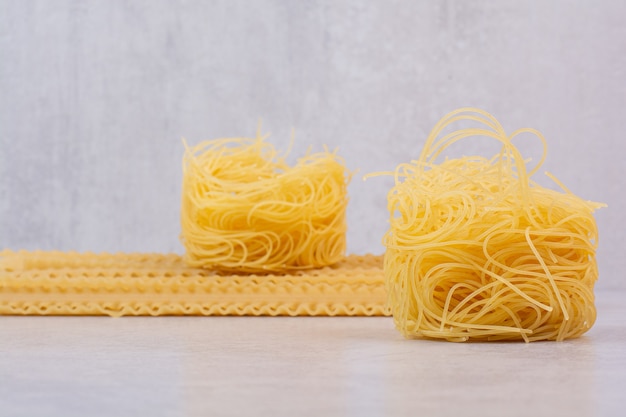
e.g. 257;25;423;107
181;133;350;273
381;108;604;342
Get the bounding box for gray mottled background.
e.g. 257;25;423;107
1;1;624;289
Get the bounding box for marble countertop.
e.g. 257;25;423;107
1;290;624;417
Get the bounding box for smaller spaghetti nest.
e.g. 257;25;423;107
181;133;350;273
383;108;605;342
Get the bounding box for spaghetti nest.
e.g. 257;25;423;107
181;134;350;273
384;108;605;342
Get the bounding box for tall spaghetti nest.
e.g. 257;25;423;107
181;134;350;273
383;108;605;342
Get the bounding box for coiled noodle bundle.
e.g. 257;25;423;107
181;134;349;273
384;108;604;342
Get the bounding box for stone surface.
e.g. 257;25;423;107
0;1;624;289
0;290;624;417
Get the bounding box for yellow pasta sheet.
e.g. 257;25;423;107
0;251;389;317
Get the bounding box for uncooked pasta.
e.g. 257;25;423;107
382;108;605;342
0;250;389;317
180;133;350;273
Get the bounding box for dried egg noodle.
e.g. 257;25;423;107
0;251;389;317
383;108;605;342
181;134;349;273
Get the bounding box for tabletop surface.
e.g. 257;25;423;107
1;290;625;417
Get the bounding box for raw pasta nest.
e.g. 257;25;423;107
383;108;605;342
181;134;350;273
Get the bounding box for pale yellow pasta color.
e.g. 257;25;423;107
381;108;605;342
0;251;389;317
180;134;350;272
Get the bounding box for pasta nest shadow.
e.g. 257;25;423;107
181;136;350;273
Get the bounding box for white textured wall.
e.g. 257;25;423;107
1;1;624;289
